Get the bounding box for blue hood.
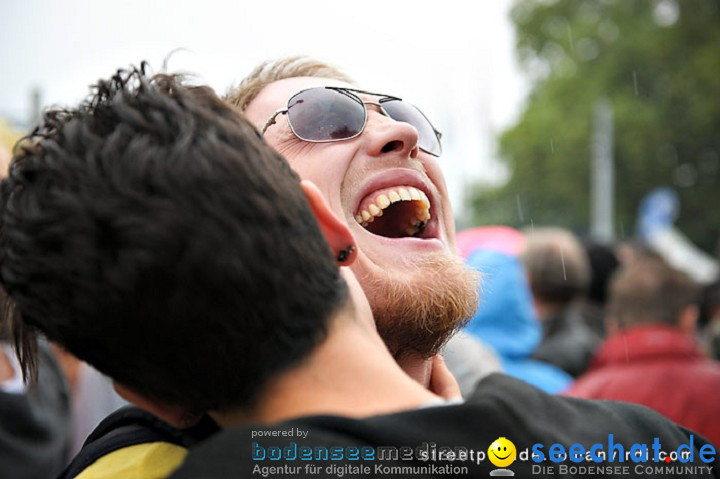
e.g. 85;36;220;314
464;249;541;358
463;249;572;393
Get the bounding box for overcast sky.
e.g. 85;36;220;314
0;0;530;219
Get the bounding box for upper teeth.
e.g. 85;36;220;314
355;186;431;228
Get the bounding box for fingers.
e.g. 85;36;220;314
428;354;462;401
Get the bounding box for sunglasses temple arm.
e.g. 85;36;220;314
261;108;288;135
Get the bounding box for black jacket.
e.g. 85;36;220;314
170;373;719;478
0;341;71;479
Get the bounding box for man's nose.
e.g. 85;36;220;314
362;104;420;159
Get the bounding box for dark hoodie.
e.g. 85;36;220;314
0;341;71;479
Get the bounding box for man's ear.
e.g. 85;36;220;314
300;180;357;265
113;382;201;429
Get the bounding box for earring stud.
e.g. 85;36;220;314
337;245;355;263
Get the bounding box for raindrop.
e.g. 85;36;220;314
516;194;525;223
633;72;639;96
567;24;576;52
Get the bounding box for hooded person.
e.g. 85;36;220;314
459;226;573;393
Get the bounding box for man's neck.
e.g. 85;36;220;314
210;315;439;428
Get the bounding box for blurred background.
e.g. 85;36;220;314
1;0;718;256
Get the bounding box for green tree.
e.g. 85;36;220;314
470;0;720;251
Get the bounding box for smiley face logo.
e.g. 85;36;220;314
488;437;517;468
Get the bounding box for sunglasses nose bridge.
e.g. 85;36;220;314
362;100;418;138
366;100;419;131
360;99;386;119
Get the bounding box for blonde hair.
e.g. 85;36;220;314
224;56;354;112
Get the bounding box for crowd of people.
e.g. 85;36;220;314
453;223;720;449
0;57;718;479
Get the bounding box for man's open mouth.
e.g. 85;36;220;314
354;185;431;238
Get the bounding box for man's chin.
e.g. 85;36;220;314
361;252;480;360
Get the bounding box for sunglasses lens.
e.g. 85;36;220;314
381;100;442;156
287;88;366;141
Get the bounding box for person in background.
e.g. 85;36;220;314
566;257;720;446
460;226;572;394
698;278;720;361
579;240;620;339
521;226;602;377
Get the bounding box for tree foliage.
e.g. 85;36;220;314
469;0;720;251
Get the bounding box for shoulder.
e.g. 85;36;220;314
62;406;219;479
171;376;717;478
75;442;187;479
468;373;704;446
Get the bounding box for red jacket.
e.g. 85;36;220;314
565;324;720;447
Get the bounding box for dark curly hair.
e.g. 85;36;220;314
0;64;347;413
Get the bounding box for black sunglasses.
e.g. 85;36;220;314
261;86;442;157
